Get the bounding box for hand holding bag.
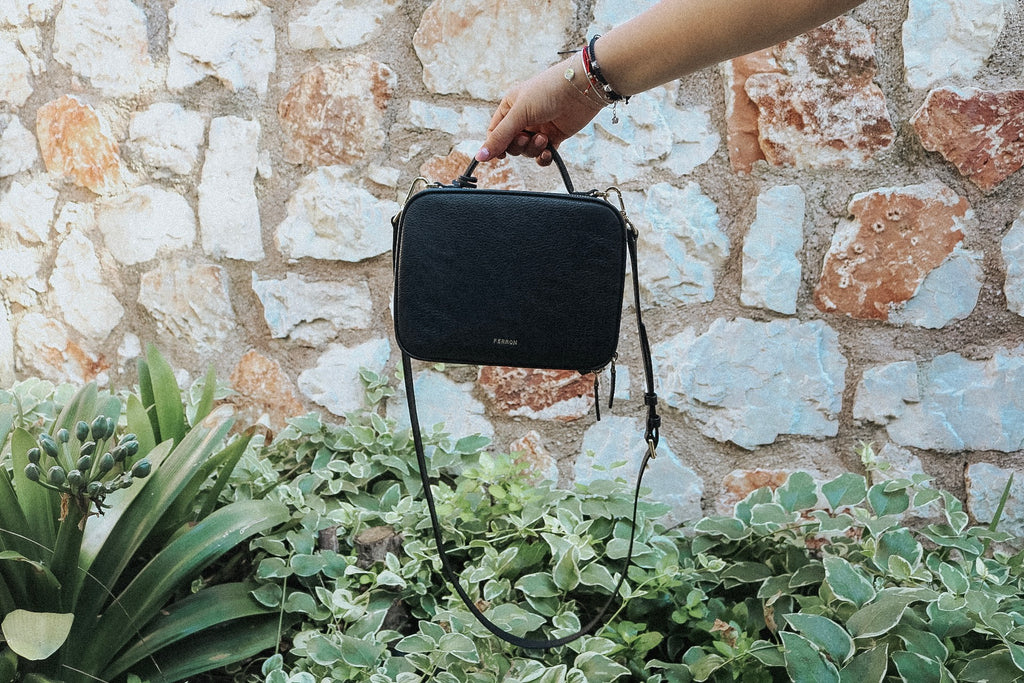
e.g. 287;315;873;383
392;147;661;649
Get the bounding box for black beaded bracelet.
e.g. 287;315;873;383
586;35;628;103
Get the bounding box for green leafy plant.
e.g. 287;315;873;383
0;346;289;682
241;372;1024;683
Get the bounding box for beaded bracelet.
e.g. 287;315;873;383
585;35;629;104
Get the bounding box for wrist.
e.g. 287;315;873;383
561;53;613;112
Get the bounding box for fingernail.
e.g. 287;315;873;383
475;147;489;162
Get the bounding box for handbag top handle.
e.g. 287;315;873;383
452;142;576;193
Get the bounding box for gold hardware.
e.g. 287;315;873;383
601;186;638;238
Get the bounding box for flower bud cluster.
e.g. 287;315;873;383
24;415;151;515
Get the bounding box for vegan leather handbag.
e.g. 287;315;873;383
391;147;661;649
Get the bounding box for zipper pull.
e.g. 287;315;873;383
593;373;601;421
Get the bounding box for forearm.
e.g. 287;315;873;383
596;0;867;97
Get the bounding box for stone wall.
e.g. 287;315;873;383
1;0;1023;529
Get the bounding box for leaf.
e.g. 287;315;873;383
517;572;560;598
875;528;923;572
778;472;818;512
102;582;275;678
784;613;854;665
926;598;975;639
574;652;631;681
692;517;750;541
839;644;888;683
780;632;840;683
937;562;969;594
957;649;1020;683
822;472;867;509
892;625;948;662
868;484;910;517
823;556;875;608
892;651;947;683
845;593;909;638
721;561;773;584
144;344;186;446
86;499;290;669
1;610;73;660
552;548;580;592
438;632;479;663
688;653;726;682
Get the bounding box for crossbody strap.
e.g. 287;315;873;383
401;228;660;649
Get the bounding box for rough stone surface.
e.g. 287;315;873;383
0;174;57;243
854;349;1024;452
50;231;124;341
275;165;397;262
560;86;719;183
53;0;154;97
814;182;972;321
575;416;702;528
477;367;595;422
138;259;235;354
1003;209;1024;317
95;185;195;265
389;369;495;442
128;103;205;178
297;338;391;417
0;114;38;177
0;36;32;106
228;350;305;433
0;1;55;26
903;0;1005;91
288;0;400;50
722;49;778;173
15;313;109;384
167;0;275;95
412;0;574;101
36;95;121;194
966;463;1024;540
911;87;1024;192
408;101;492;139
0;237;44;307
198;116;263;261
508;430;558;483
741;185;805;314
278;58;395;166
742;16;895;169
887;246;982;328
251;272;373;345
654;318;847;449
636;182;728;306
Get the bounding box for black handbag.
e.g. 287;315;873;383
391;148;661;649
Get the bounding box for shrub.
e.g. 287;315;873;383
0;347;289;682
245;373;1024;683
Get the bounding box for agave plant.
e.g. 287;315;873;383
0;346;290;682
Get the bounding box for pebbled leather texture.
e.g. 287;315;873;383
393;187;628;374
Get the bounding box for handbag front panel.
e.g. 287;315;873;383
393;188;627;373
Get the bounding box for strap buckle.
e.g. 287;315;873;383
601;186;638;238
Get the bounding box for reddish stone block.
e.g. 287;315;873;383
229;350;305;434
419;149;520;189
912;87;1024;192
717;469;791;514
278;57;396;166
509;430;557;482
814;182;970;320
723;49;779;173
726;16;894;171
478;366;594;422
35;95;121;194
